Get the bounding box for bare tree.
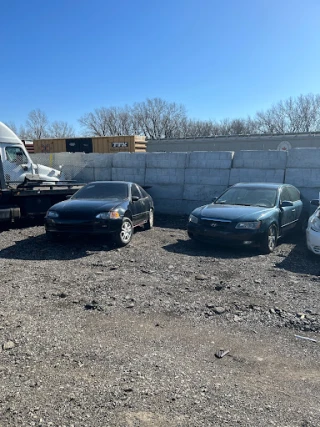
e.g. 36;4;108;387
25;109;49;139
49;121;75;138
254;94;320;134
18;125;29;140
132;98;187;139
78;108;112;136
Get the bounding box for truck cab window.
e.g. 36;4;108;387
5;147;28;164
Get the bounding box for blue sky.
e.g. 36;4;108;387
1;0;320;131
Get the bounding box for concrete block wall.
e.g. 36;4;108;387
145;153;187;214
111;152;146;185
230;150;286;185
31;149;320;215
184;152;232;207
285;149;320;204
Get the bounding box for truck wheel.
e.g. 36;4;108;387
260;224;277;254
145;209;154;230
113;218;133;247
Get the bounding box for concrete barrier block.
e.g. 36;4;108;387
94;167;112;181
74;166;95;183
59;165;79;181
233;150;287;169
146;152;187;168
182;200;210;215
113;152;146;168
285;168;320;187
229;168;285;185
147;184;184;200
287;149;320;168
145;168;185;184
183;184;226;201
153;199;185;215
111;167;145;185
187;151;233;168
86;153;113;168
298;187;320;209
154;199;210;215
185;168;230;185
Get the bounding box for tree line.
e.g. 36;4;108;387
5;93;320;140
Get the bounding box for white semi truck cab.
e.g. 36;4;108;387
0;122;62;185
0;122;81;224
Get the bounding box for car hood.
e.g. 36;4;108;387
50;199;122;215
199;204;272;221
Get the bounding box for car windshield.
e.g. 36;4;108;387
215;187;278;208
72;182;128;200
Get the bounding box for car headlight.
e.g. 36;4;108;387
310;215;320;232
189;214;199;224
96;211;121;220
46;211;59;218
235;221;261;230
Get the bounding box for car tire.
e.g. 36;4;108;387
113;217;133;247
145;209;154;230
260;224;278;254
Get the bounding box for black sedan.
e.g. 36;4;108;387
45;181;154;246
187;182;304;253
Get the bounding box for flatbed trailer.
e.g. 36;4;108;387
0;159;82;223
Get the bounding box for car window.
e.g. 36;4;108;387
72;182;128;200
139;186;149;198
215;187;277;207
286;186;300;202
280;187;292;202
131;184;141;199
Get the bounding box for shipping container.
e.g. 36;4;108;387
33;135;146;154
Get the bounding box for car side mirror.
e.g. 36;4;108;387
310;199;320;206
212;197;217;203
281;200;293;207
132;195;140;202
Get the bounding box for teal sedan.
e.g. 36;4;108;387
187;183;304;253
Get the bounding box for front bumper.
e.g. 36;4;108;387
306;227;320;255
45;217;123;235
187;222;263;246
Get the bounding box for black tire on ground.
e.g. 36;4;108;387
113;217;133;247
260;224;278;254
145;209;154;230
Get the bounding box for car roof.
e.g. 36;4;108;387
232;182;292;190
86;181;134;185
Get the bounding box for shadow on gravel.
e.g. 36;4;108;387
275;240;320;276
0;233;117;261
163;238;260;259
155;214;189;230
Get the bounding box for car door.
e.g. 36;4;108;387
137;185;151;220
130;184;146;225
287;185;303;222
279;186;297;232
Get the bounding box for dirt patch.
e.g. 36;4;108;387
0;216;319;426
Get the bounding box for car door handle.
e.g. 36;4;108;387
292;209;296;212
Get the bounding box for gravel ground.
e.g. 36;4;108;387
0;215;319;427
